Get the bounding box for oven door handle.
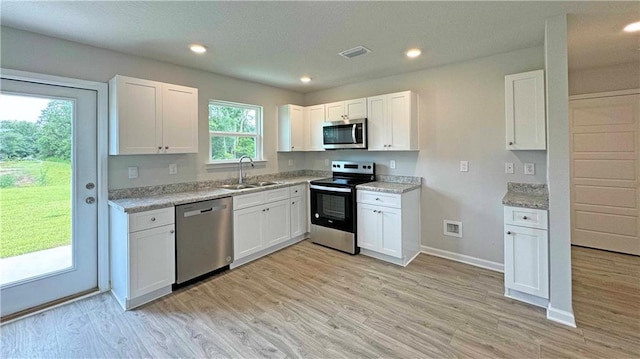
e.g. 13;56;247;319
310;184;352;193
352;124;357;144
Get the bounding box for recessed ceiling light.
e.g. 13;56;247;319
300;76;312;83
624;21;640;32
189;44;207;54
406;48;422;58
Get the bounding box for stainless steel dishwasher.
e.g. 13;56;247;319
175;197;233;285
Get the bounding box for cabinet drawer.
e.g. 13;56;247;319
234;192;265;210
504;206;548;230
357;190;401;208
289;184;306;197
129;207;175;233
265;188;290;203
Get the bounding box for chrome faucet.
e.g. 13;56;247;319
238;155;254;184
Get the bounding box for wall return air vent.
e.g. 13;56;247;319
339;46;371;59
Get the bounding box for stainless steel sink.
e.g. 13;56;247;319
216;184;258;190
252;181;281;186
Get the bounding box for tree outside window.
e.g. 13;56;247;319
208;100;262;162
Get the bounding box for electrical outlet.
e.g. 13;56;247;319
390;160;396;169
459;161;469;172
127;166;138;179
288;159;294;167
505;162;514;174
169;163;178;175
524;162;535;175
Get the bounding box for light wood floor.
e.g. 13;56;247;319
1;241;638;358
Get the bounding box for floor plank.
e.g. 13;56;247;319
1;241;638;358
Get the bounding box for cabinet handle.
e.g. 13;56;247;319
170;229;175;234
373;210;377;213
150;217;156;222
523;216;528;220
375;198;381;201
165;146;169;150
266;208;270;211
508;141;514;145
507;231;512;235
158;146;162;150
292;201;295;205
262;209;266;212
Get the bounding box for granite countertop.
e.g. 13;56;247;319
109;176;322;213
502;182;549;210
356;181;421;194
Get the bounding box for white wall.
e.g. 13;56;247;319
303;46;546;264
569;62;640;95
545;15;575;327
0;27;306;189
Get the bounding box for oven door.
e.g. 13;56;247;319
322;119;366;149
309;185;355;233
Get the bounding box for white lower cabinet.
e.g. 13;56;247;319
232;185;308;268
109;206;176;310
503;206;549;307
356;189;420;266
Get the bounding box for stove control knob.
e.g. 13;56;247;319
315;213;320;219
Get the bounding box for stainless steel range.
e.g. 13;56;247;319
309;161;375;254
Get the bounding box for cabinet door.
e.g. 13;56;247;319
162;84;198;153
367;95;387;151
290;196;307;238
111;76;162;155
234;206;264;259
505;70;546;150
379;206;402;258
290;105;305;151
504;225;549;298
357;203;379;251
306;105;325;151
264;199;291;246
325;101;345;121
344;98;367;119
129;224;175;298
388;91;413;151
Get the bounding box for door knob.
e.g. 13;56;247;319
85;197;95;204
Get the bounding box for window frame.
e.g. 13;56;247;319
208;99;263;164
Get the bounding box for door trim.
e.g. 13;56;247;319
569;88;640;101
1;68;109;292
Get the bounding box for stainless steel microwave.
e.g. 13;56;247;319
322;118;367;149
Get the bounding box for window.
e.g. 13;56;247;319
208;100;262;162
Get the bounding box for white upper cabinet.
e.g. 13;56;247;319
367;91;418;151
278;104;305;152
304;104;326;151
109;75;198;155
325;98;367;121
505;70;546;150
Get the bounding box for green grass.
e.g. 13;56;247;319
0;161;71;258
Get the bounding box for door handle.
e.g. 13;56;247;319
85;197;96;204
86;182;95;190
352;124;357;143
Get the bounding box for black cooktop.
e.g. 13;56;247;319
310;176;373;188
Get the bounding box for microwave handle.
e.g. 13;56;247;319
352;124;357;144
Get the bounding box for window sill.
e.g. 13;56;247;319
205;159;268;169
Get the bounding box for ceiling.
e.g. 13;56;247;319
1;1;638;93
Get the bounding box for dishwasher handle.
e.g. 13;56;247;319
183;204;228;218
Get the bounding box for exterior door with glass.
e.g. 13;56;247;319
0;78;98;318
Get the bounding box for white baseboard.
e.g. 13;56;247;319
420;245;504;273
546;305;577;328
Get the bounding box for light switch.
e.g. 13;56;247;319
505;162;514;174
524;162;535;175
169;163;178;175
128;166;138;179
460;161;469;172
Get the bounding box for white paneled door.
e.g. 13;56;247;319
570;93;639;255
0;79;98;317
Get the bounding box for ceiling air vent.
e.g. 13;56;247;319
338;46;371;59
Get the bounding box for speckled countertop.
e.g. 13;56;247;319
356;181;421;194
109;176;321;213
502;182;549;210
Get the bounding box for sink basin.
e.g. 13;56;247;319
252;181;281;186
217;184;257;190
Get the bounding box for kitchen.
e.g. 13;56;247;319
1;1;639;358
